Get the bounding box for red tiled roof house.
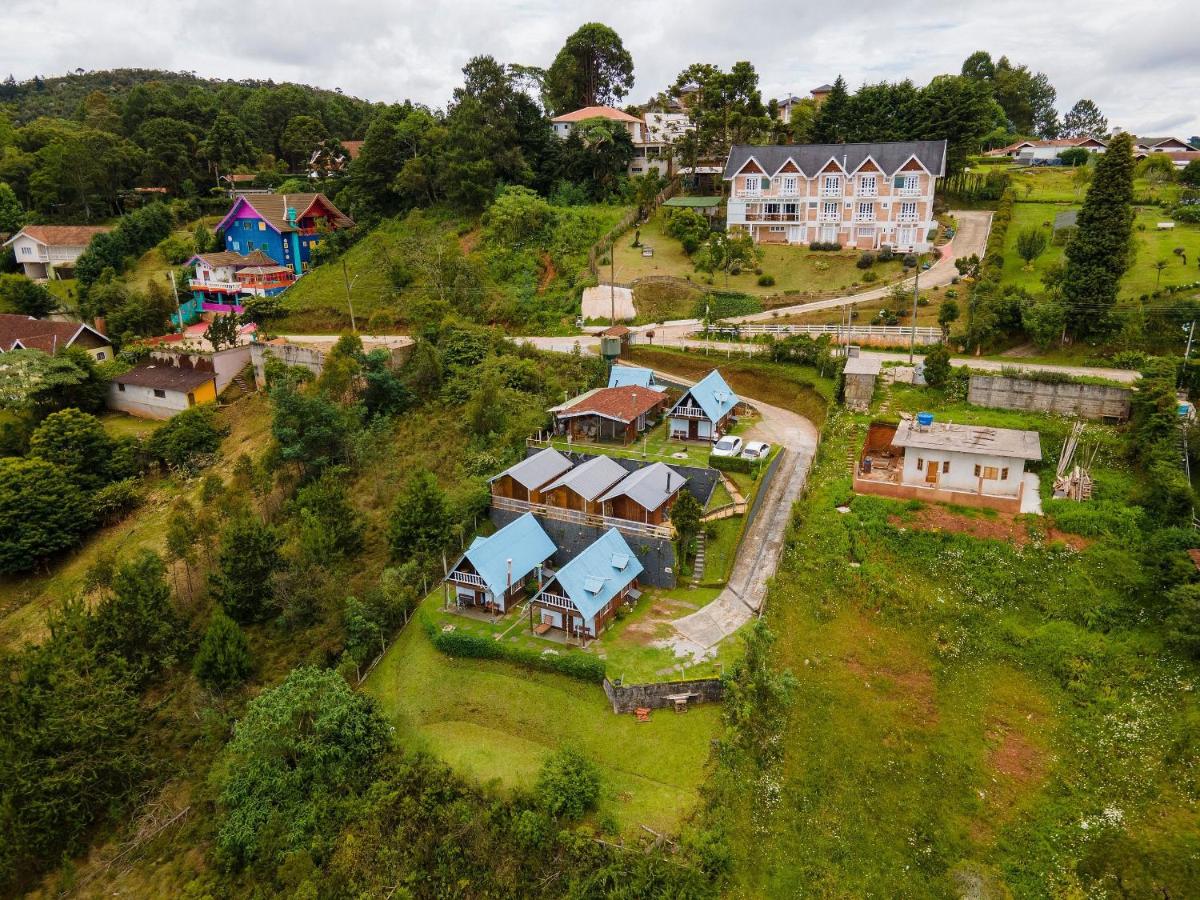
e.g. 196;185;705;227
3;225;112;280
550;386;668;445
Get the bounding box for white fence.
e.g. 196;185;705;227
706;323;942;344
491;495;674;540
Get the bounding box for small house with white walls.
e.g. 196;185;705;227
551;106;644;142
667;369;739;441
444;512;556;614
3;225;112;280
530;527;643;642
854;415;1043;513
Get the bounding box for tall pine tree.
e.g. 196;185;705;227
811;75;850;143
1062;132;1135;339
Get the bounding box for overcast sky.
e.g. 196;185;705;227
8;0;1199;137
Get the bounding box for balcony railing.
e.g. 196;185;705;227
190;278;241;292
535;592;574;610
669;406;707;419
449;570;487;588
744;212;802;222
897;214;920;223
491;495;673;540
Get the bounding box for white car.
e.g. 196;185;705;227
711;435;743;458
741;440;771;461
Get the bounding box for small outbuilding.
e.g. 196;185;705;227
108;357;218;419
608;365;665;391
843;355;882;411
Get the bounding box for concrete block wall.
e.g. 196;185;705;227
968;375;1131;422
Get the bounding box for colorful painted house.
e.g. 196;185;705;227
444;512;556;613
184;249;295;319
215;192;354;279
667;369;739;441
530;527;643;641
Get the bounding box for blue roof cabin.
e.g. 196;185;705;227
608;366;665;391
214;192;354;283
445;513;556;613
667;369;739;441
531;528;644;642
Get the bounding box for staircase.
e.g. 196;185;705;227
690;532;707;585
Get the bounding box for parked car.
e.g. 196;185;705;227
741;440;771;461
711;435;743;458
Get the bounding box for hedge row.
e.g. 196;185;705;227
708;453;756;475
424;619;607;683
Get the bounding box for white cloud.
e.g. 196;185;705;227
5;0;1199;137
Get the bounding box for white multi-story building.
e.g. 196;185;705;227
550;105;695;178
722;140;947;252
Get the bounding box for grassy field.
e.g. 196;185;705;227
0;398;271;650
712;381;1200;896
611;210;910;299
1010;164;1183;205
776;284;950;328
363;610;721;834
1001;202;1200;299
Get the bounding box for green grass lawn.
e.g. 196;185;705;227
710;383;1200;896
1001;202;1200;300
537;415;756;472
363;606;721;834
611;210;911;300
98;411;166;440
1010;165;1182;205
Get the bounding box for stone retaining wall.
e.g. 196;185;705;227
602;676;724;714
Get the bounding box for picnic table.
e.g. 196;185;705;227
534;622;552;636
663;692;697;713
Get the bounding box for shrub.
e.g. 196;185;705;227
861;270;879;283
923;343;952;388
878;246;895;262
902;253;919;268
708;453;754;474
537;748;601;821
91;478;143;526
0;457;91;574
427;622;606;682
756;274;775;287
193;609;252;691
147;404;224;469
808;241;841;252
1170;205;1200;224
856;252;876;269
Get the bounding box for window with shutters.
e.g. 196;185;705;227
782;175;799;195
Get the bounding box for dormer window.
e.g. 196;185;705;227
822;175;842;196
781;175;799;196
860;174;878;196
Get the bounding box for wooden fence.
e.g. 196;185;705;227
586;180;680;281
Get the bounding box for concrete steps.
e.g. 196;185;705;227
690;532;707;585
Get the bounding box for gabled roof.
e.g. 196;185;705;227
3;224;111;249
490;447;573;491
985;136;1106;156
1135;136;1197;150
671;369;738;423
552;386;664;424
456;513;556;598
723;141;948;180
542;455;629;502
552;105;642;124
215;192;354;234
340;140;365;159
608;366;664;391
891;419;1042;460
0;314;108;353
811;84;835;93
188;249;279;269
598;462;686;512
540;528;643;621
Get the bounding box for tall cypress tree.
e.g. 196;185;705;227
1062;131;1135;339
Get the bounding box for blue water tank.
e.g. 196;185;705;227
916;412;934;427
1179;403;1191;417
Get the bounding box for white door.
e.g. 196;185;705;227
898;226;916;249
820;225;838;244
788;225;802;244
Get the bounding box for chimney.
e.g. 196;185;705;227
506;558;513;597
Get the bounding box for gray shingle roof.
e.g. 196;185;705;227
723;140;948;180
892;420;1042;460
490;448;573;490
598;462;687;511
543;455;629;502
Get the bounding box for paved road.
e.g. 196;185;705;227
623;365;819;659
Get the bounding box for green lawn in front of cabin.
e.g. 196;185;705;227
363;599;722;834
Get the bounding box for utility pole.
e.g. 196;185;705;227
342;258;357;333
1186;321;1196;363
166;271;182;333
908;263;921;365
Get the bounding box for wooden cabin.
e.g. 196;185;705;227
530;528;644;642
489;448;573;504
540;455;629;515
445;513;556;613
597;462;687;526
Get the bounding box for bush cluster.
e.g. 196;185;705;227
808;241;842;252
856;252;875;269
426;621;607;683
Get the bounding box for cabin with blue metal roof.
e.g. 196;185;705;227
444;513;556;613
667;369;739;441
608;366;665;391
531;528;644;641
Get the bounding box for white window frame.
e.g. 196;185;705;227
21;246;31;256
821;200;840;222
856;226;875;239
860;174;878;196
742;174;762;197
781;175;799;196
856;202;874;222
898;174;920;196
899;201;918;222
769;225;786;233
822;174;842;196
